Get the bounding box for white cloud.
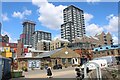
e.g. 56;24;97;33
2;30;17;43
12;9;32;19
106;14;114;20
53;34;61;40
86;23;103;36
87;0;101;3
104;14;118;33
103;14;118;45
112;35;118;45
85;13;118;44
84;13;103;36
84;13;94;26
1;13;9;21
84;13;94;22
32;0;67;30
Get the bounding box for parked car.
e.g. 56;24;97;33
53;64;62;69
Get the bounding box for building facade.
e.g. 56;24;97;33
17;39;23;57
18;47;80;70
92;44;120;58
32;31;51;49
61;5;85;42
21;20;36;45
72;32;113;47
0;35;9;43
95;32;113;46
67;42;93;60
37;40;51;51
72;35;99;48
50;38;70;51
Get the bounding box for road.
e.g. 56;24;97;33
11;65;120;79
23;67;76;78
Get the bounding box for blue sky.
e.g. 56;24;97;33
1;1;118;44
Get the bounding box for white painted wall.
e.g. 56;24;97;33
72;58;79;65
24;53;32;57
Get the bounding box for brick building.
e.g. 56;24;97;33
72;32;113;47
93;44;120;58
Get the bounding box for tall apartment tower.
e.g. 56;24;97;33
61;5;85;42
21;20;36;45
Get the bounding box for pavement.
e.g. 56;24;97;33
23;66;76;78
11;65;120;79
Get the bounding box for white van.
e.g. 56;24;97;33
81;59;108;70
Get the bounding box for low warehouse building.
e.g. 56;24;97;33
18;47;80;70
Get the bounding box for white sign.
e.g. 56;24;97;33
65;51;68;54
24;53;32;57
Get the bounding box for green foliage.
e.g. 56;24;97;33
22;66;28;72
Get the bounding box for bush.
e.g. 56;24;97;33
22;66;28;72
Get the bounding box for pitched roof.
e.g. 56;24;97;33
36;49;61;58
36;47;80;58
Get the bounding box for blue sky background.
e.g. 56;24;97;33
1;1;118;44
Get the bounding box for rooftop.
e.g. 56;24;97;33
36;49;61;58
95;31;104;36
64;5;83;11
22;20;36;25
91;36;99;40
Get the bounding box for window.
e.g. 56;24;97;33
95;49;98;51
68;58;71;64
104;43;107;45
62;58;66;64
106;47;109;49
111;51;114;55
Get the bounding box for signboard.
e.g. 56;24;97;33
24;53;32;57
6;52;12;58
4;47;10;52
24;48;28;53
